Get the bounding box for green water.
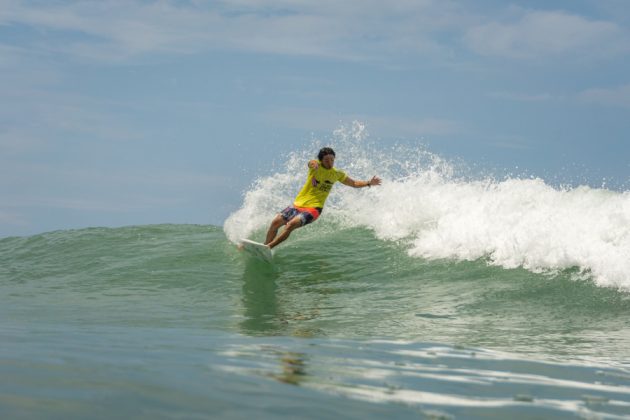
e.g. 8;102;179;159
1;224;629;418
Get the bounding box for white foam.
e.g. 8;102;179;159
224;122;630;290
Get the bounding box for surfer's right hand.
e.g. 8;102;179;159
308;160;319;170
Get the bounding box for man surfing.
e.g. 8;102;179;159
264;147;382;249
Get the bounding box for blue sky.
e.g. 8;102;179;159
1;0;629;237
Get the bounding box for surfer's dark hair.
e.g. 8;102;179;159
318;147;336;161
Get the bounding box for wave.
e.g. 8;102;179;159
224;122;630;291
3;222;629;359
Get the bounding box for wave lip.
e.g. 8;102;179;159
355;177;630;291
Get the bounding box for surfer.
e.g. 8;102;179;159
264;147;381;249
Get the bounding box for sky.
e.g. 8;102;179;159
1;0;629;237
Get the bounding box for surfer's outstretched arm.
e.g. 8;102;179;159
341;175;382;188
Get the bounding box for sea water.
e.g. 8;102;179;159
2;125;630;418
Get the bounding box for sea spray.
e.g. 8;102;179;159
224;122;630;290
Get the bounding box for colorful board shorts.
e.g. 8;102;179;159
280;206;322;226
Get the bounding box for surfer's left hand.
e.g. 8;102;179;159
368;176;382;187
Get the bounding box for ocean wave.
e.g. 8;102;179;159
224;122;630;291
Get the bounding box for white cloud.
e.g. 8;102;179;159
488;136;533;151
2;1;628;65
2;195;188;213
3;1;627;65
262;107;460;137
370;116;461;137
488;91;556;102
0;209;29;227
0;87;145;157
464;10;627;59
0;162;234;191
578;84;630;109
0;163;235;218
0;0;463;62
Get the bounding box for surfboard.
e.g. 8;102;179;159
239;238;273;263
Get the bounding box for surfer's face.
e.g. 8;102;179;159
321;154;335;169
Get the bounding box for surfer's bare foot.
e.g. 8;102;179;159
237;243;244;251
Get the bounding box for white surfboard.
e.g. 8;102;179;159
239;238;273;263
